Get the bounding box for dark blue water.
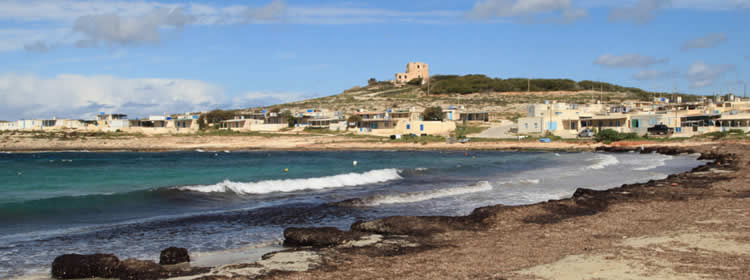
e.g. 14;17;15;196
0;150;706;278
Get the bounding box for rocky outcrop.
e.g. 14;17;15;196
51;254;120;279
51;247;209;280
283;227;365;247
115;259;167;280
160;247;190;265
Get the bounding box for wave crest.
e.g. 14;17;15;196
586;154;620;170
176;169;403;194
333;181;493;207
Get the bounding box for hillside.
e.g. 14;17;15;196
264;75;702;122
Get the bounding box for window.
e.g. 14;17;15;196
534;123;538;129
525;123;528;129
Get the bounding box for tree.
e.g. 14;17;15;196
347;115;362;128
280;110;296;127
422;106;444;121
198;110;234;130
270;107;281;113
368;78;377;85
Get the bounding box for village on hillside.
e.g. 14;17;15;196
2;62;749;140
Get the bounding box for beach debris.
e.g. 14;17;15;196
159;247;190;265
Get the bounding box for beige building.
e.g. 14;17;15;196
394;62;429;85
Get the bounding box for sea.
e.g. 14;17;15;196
0;150;707;278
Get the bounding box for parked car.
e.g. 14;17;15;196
578;128;595;138
647;124;674;135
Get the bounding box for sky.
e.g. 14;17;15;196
0;0;748;120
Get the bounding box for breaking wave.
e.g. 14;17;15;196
333;181;493;207
634;155;673;171
176;169;403;194
586;154;620;170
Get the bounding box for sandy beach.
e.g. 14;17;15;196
0;133;717;153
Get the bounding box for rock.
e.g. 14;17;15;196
283;227;364;247
115;259;167;280
51;254;120;279
160;247;190;265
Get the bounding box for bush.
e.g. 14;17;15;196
422;106;444;121
407;77;423;86
595;129;640;143
198;110;235;130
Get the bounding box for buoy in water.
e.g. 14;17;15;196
284;168;289;172
353;161;358;167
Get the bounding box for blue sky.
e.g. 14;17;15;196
0;0;748;120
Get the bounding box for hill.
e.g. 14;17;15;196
263;75;702;122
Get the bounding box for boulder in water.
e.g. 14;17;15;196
159;247;190;265
51;254;120;279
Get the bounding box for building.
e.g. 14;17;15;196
394;62;429;85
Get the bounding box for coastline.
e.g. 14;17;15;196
7;138;748;279
168;143;749;280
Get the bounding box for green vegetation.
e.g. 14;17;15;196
424;74;701;102
407;77;423;86
594;129;640;143
422;106;444;121
198;110;235;130
391;134;445;144
700;129;746;140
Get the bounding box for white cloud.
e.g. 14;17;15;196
594;54;669;68
681;32;728;51
609;0;671;23
632;69;679;80
244;0;287;22
0;74;224;120
686;61;736;88
72;7;195;47
468;0;588;23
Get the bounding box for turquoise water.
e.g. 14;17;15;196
0;150;706;278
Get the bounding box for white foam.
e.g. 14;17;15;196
586;154;620;170
178;168;403;194
356;181;493;206
519;179;541;184
634;155;673;171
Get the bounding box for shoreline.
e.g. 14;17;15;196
11;141;749;279
177;143;747;279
